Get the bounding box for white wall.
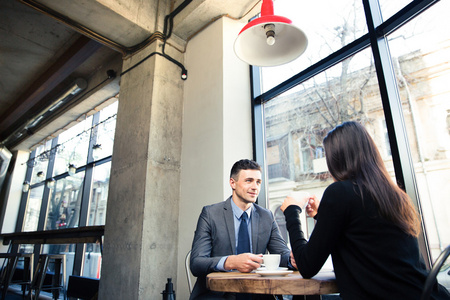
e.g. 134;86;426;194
0;150;29;252
177;16;252;298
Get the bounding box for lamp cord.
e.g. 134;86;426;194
120;0;191;80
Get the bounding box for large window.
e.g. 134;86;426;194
18;100;117;282
253;0;449;286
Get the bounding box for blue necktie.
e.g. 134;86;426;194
236;212;252;299
237;212;250;254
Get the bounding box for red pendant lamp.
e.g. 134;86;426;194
234;0;308;67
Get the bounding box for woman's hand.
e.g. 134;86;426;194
281;196;307;212
305;195;320;218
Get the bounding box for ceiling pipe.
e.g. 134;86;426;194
18;0;189;57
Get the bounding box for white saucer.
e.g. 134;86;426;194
257;267;288;271
255;268;293;277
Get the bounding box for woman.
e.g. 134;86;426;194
281;121;450;299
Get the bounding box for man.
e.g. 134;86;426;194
189;159;291;300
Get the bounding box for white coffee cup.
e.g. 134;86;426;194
289;191;310;209
262;254;281;271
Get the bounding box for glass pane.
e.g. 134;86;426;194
88;162;111;226
18;244;34;253
45;172;85;230
30;141;52;185
260;0;367;92
93;101;118;161
264;48;392;270
82;243;103;278
437;253;450;294
22;186;44;232
387;0;450;266
53;116;92;176
379;0;413;21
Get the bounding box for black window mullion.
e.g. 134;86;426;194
377;0;439;36
15;150;35;233
37;137;58;231
256;34;371;104
73;112;100;276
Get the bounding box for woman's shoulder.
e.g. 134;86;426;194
325;180;357;195
316;180;358;218
322;180;360;206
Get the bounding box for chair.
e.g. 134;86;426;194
185;250;194;294
0;253;33;299
66;275;99;300
420;245;450;300
29;254;66;300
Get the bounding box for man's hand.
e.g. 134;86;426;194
224;253;263;273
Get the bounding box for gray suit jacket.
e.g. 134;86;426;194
189;197;290;299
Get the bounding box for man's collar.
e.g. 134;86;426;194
231;199;253;219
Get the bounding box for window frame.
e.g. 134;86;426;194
251;0;440;267
15;106;116;277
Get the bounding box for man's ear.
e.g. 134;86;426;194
229;177;236;190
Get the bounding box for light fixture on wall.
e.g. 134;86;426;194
45;178;56;189
22;181;30;193
234;0;308;67
24;78;88;132
68;164;76;176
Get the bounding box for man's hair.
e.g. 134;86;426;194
230;159;261;180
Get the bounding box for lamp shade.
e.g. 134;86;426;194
234;0;307;67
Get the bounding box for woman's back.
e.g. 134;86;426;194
284;180;449;299
324;180;428;299
283;122;450;299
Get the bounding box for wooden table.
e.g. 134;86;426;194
207;270;338;297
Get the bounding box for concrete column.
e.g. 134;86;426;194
99;40;184;299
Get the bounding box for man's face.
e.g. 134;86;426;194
230;169;262;205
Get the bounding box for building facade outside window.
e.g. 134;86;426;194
18;100;117;282
252;0;449;288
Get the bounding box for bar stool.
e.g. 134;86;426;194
29;254;66;300
0;253;34;300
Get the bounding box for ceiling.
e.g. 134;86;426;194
0;0;259;152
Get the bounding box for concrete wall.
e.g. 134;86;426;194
176;16;252;298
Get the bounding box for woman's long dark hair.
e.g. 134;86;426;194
323;121;420;237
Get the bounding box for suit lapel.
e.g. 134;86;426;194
251;205;260;253
223;197;236;255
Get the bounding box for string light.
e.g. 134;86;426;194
68;164;76;176
24;113;117;167
22;181;30;193
45;178;56;188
